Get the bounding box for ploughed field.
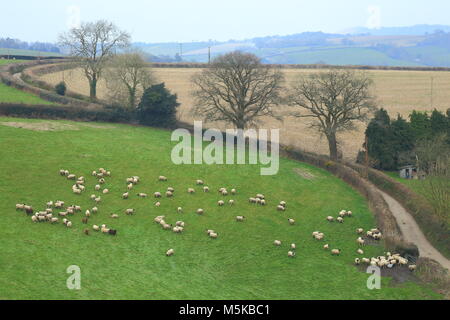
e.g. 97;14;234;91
39;66;450;160
0;117;440;299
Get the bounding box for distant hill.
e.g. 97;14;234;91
135;25;450;67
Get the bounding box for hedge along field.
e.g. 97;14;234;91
0;60;54;105
0;117;441;300
39;66;450;161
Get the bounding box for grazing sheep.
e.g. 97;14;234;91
73;188;82;195
98;178;106;184
236;216;245;222
260;199;266;206
336;217;344;223
347;211;353;217
356;228;364;234
59;169;66;176
288;218;295;225
209;232;218;239
323;244;329;250
162;223;172;230
83;229;90;235
218;200;225;206
314;233;324;240
59;211;68;217
137;193;148;198
196;179;204;185
177;207;183;213
31;215;38;223
354;258;361;265
166;191;173;197
173;226;182;233
101;227;110;233
127;183;133;190
356;237;365;246
74;205;81;212
91;207;98;214
221;190;228;196
231;188;236;195
357;249;364;255
279;201;286;207
16;203;25;210
67;174;76;180
167;187;175;193
154;192;162;198
125;209;135;215
326;216;334;222
90;194;97;200
166;249;174;256
290;243;296;250
82;217;89;224
159;176;168;182
85;210;91;217
256;194;265;199
94;197;101;204
196;208;204;215
91;171;97;176
331;249;341;256
277;205;286;211
362;258;370;264
188;188;195;194
51;217;58;224
46;201;53;208
111;214;119;219
339;210;346;218
203;186;209;192
155;202;161;207
45;208;53;214
66;221;73;228
102;189;109;194
229;199;235;206
288;251;296;258
174;221;184;228
274;240;282;246
408;265;416;272
206;229;215;235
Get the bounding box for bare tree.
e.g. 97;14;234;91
191;51;284;129
289;70;376;160
105;51;155;109
59;20;130;101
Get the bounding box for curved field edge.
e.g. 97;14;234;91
0;117;441;300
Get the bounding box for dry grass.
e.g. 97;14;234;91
39;67;450;160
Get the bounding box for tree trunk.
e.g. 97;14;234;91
89;77;97;101
327;133;338;161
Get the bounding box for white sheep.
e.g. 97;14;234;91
323;244;329;250
155;202;161;207
125;208;135;215
196;208;204;215
331;249;341;255
354;258;361;265
154;192;162;198
92;207;98;214
356;228;364;234
203;186;210;192
357;249;364;255
85;210;91;217
277;205;286;211
356;237;365;246
187;188;195;194
274;240;282;246
176;221;185;227
326;216;334;222
127;183;133;190
288;218;295;225
279;201;286;207
229;199;235;206
137;193;148;198
103;189;109;194
177;207;183;213
290;243;296;250
260;199;266;206
166;191;173;198
337;217;344;223
236;216;245;222
167;187;175;193
231;188;237;195
166;249;174;256
209;232;218;239
111;214;119;219
196;179;204;185
66;221;73;228
122;192;129;199
159;176;168;182
288;251;296;257
218;200;225;206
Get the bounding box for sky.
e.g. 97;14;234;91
1;0;449;43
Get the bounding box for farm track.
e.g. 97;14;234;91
377;189;450;271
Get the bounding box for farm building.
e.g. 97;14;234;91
399;165;425;180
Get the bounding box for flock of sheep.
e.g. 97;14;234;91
15;167;416;272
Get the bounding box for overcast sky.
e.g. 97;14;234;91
1;0;449;43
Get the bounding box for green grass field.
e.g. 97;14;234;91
0;117;441;300
0;82;53;104
0;59;53;105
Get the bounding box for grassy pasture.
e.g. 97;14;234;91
0;117;441;299
0;82;53;105
39;67;450;160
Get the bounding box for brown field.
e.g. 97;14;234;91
40;67;450;160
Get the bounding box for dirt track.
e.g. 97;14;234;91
378;190;450;271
